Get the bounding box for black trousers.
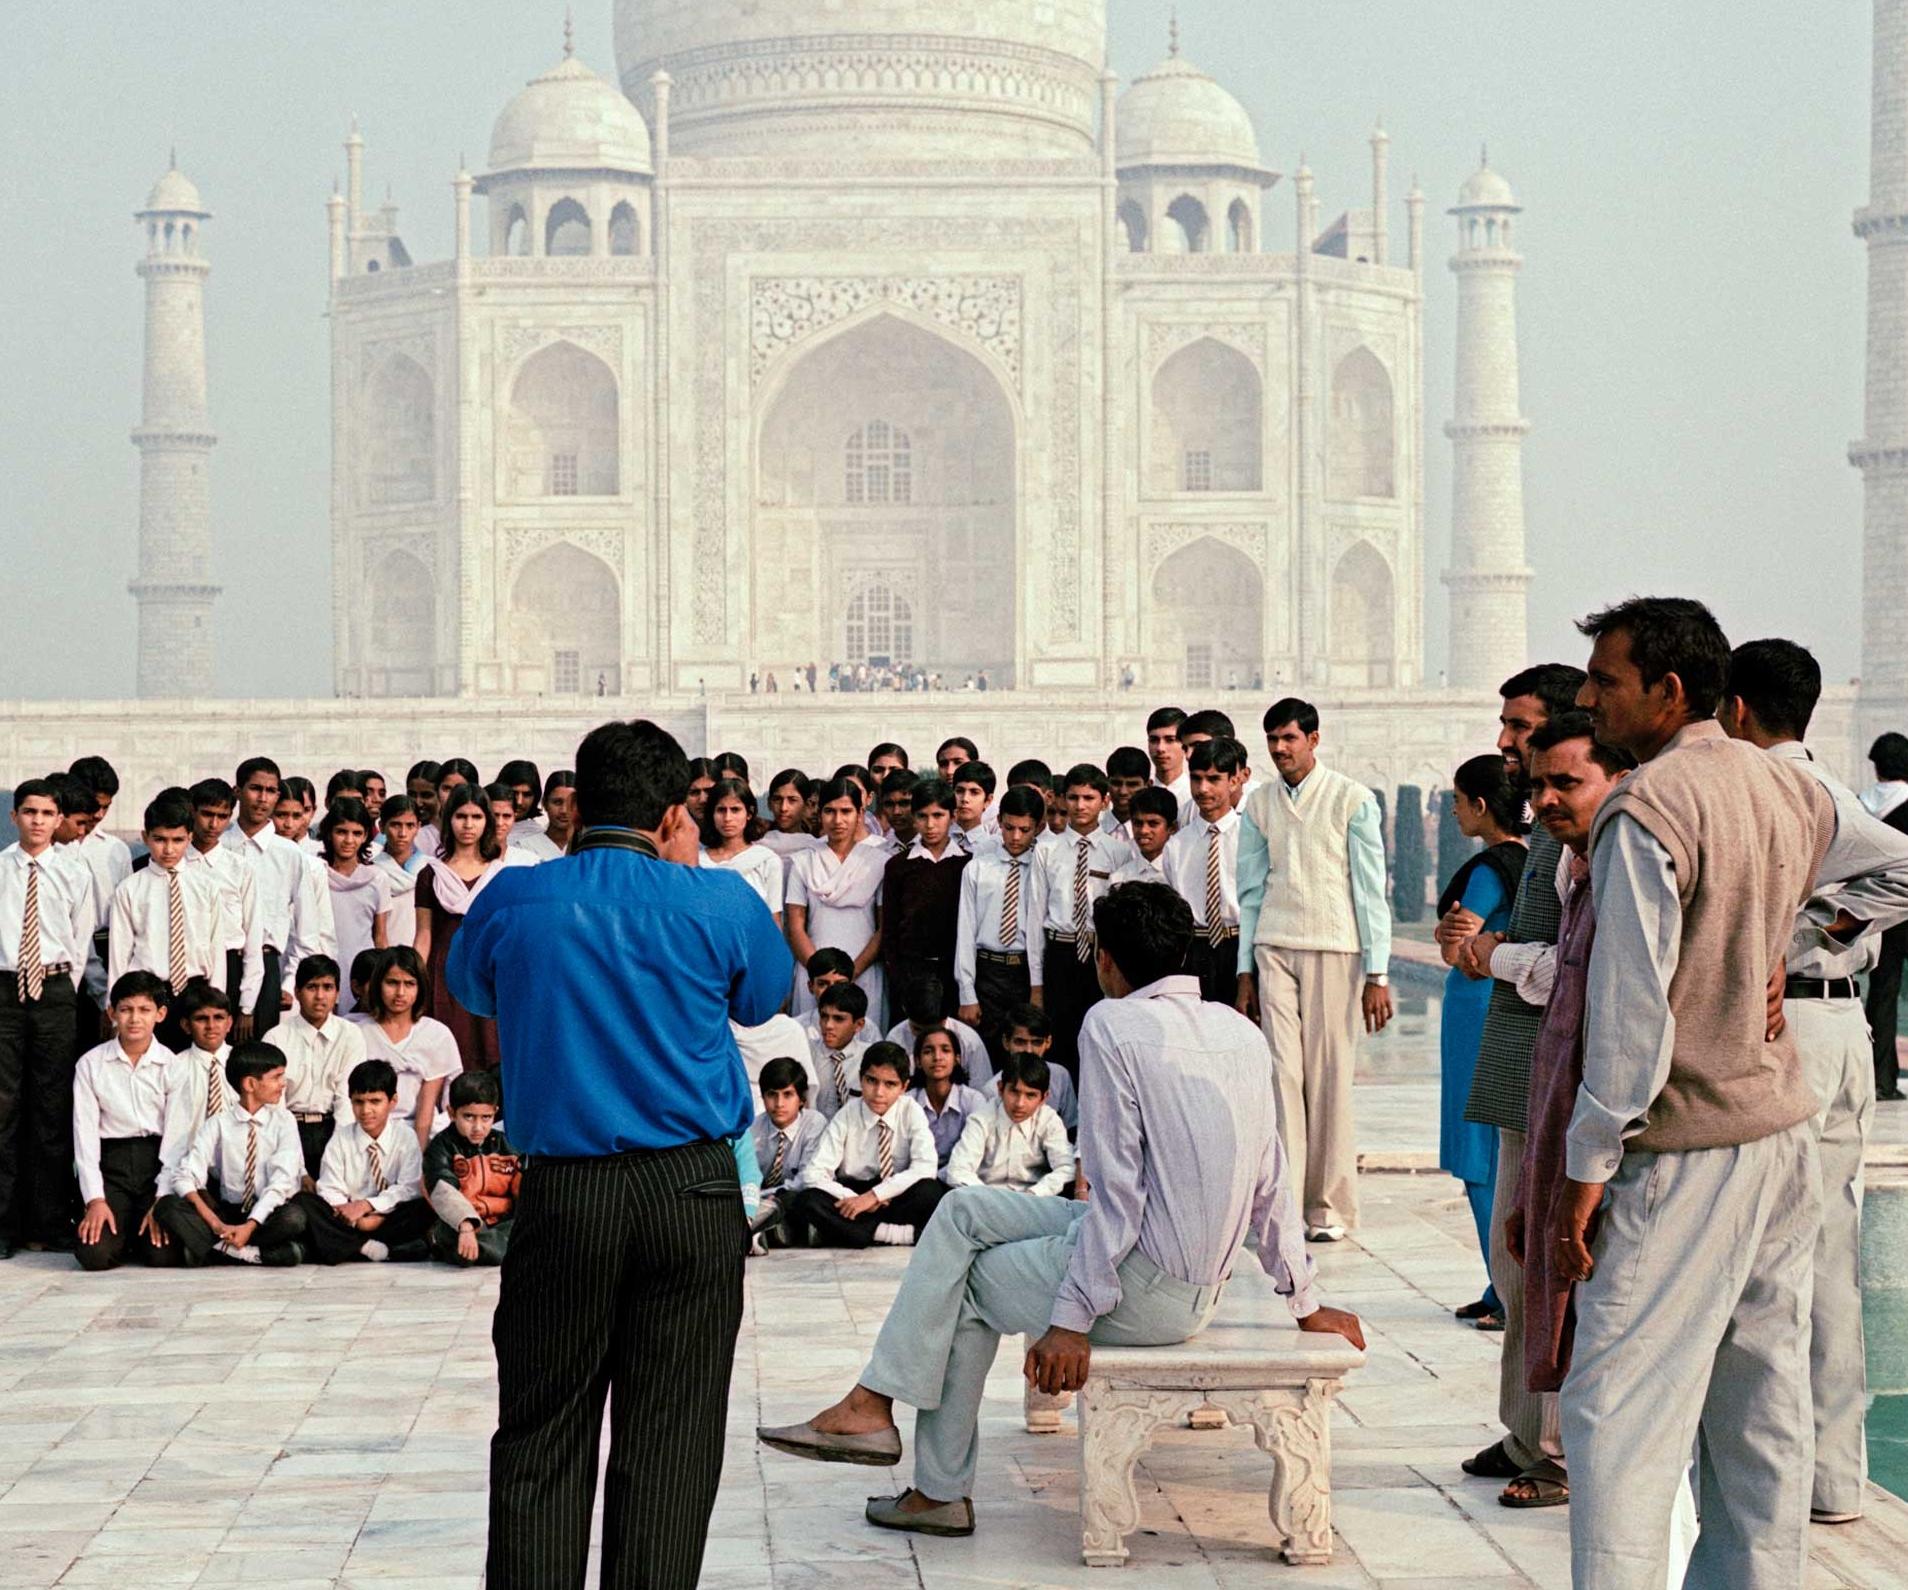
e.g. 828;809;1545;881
488;1138;745;1590
1040;934;1103;1082
254;947;282;1037
152;1190;307;1266
1182;931;1242;1005
0;973;79;1244
291;1190;433;1264
972;950;1030;1071
1868;924;1905;1098
792;1174;948;1249
75;1136;175;1271
430;1213;511;1265
293;1116;336;1182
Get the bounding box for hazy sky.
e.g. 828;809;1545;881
0;2;1874;699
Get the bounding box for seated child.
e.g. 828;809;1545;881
904;1025;988;1173
423;1069;518;1266
946;1051;1075;1196
166;977;234;1129
976;1003;1078;1133
272;954;365;1182
793;1042;945;1248
810;979;871;1117
883;972;991;1082
751;1056;828;1250
153;1039;308;1266
1110;785;1177;886
792;947;854;1044
74;971;179;1271
291;1058;432;1263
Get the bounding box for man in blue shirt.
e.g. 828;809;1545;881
450;718;792;1590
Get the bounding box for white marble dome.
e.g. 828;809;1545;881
1454;159;1518;211
141;165;209;216
1117;50;1263;174
489;50;653;175
614;0;1108;160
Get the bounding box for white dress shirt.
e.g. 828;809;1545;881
1110;852;1167;888
750;1106;831;1193
77;829;134;918
162;1042;234;1161
1051;975;1316;1332
946;1099;1075;1195
316;1115;425;1211
107;864;229;994
1161;808;1243;932
221;824;336;993
1026;826;1134;986
979;1059;1078;1133
803;1095;938;1202
72;1039;178;1203
954;848;1034;1005
1862;779;1908;820
182;841;265;1010
0;843;97;974
906;1081;991;1167
273;1009;366;1120
510;825;565;862
808;1032;872;1117
174;1101;304;1222
884;1016;993;1082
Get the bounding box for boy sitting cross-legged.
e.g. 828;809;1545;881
793;1042;945;1248
751;1056;828;1252
946;1051;1075;1196
423;1069;519;1266
292;1058;433;1263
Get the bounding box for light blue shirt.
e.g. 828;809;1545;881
1234;772;1391;977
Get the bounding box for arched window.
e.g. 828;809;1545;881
845;582;914;666
845;420;912;505
1150;338;1263;495
1117;198;1148;253
508;341;619;496
1163;195;1210;255
545;197;591;256
505;207;530;256
1327;347;1396;499
510;543;621;695
1226;198;1254;254
1329;542;1395;686
363;355;435;506
368;551;435;696
608;200;641;256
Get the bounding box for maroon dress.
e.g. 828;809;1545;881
416;864;500;1073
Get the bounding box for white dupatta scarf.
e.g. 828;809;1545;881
798;840;886;911
424;854;507;915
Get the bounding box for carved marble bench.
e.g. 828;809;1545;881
1032;1284;1364;1568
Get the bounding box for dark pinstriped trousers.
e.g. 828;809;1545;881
487;1137;745;1590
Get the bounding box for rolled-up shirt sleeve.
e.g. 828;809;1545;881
1490;940;1558;1005
1567;814;1681;1183
1050;1027;1142;1333
1249;1125;1318;1317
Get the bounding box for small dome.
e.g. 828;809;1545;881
1455;158;1518;211
140;165;209;216
1117;51;1264;175
488;49;652;177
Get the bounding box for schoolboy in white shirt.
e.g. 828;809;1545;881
163;979;235;1137
793;948;855;1045
949;765;998;856
946;1052;1075;1196
1110;786;1177;887
810;980;872;1117
222;756;337;1036
976;1003;1079;1134
183;779;264;1037
153;1039;308;1266
953;787;1044;1070
1026;764;1129;1079
271;954;366;1180
108;792;231;1051
751;1056;829;1250
1162;737;1247;1003
793;1044;945;1247
293;1057;432;1263
72;971;178;1270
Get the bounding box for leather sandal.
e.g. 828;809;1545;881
1462;1439;1522;1480
1501;1457;1569;1509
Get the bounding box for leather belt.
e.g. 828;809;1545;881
1785;976;1859;1001
977;949;1027;967
292;1111;332;1125
1045;929;1091;944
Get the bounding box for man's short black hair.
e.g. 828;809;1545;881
1181;709;1236;740
235;756;281;791
1871;732;1908;782
1727;639;1821;741
997;785;1046;823
1575;595;1731;720
880;768;921;800
110;970;171;1009
858;1041;910;1084
346;1057;400;1098
758;1056;810;1099
574;719;691;831
143;793;192;834
805;946;855;982
1128;785;1179;824
951;761;997;797
1091;881;1192;989
900;973;947;1025
188;777;235;811
449;1069;502;1111
817;978;869;1020
1500;663;1588;722
1062;763;1111;796
1004;1002;1051;1040
1527;710;1637;776
1263;698;1320;736
910;777;956;814
1006;758;1052;789
69;756;120;797
51;774;96;817
1106;746;1152;781
294;954;342;990
11;778;57;812
1145;707;1187;735
999;1051;1051;1095
175;977;232;1019
227;1040;288;1089
1188;736;1246;777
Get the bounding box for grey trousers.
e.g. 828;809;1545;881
859;1186;1222;1501
1792;996;1874;1515
1492;1126;1564;1470
1561;1123;1819;1590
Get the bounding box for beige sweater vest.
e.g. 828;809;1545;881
1588;722;1834;1152
1244;764;1370;954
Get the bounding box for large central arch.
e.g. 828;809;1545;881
755;312;1018;684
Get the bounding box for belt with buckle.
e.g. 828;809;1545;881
292;1111;332;1125
978;949;1027;967
1784;976;1859;1001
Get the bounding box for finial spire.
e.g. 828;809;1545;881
563;5;575;58
1168;6;1180;57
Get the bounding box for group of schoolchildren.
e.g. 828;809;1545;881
2;703;1262;1270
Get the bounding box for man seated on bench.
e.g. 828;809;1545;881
758;881;1366;1538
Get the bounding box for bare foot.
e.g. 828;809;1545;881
806;1384;895;1436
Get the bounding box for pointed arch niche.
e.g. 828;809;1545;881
366;550;435;696
1328;347;1396;499
1329;541;1396;687
506;340;620;498
1150;337;1263;497
1149;536;1263;693
508;541;621;695
361;354;435;507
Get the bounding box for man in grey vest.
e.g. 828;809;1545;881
1559;597;1838;1590
1437;663;1584;1507
1720;639;1908;1527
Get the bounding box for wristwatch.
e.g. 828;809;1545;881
1365;973;1389;987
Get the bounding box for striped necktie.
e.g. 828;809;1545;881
876;1119;894;1181
1205;823;1225;948
765;1130;787;1189
367;1139;387;1194
18;860;43;1003
1073;838;1093;962
164;868;189;994
1000;858;1020;947
241;1116;258;1210
829;1049;850;1109
204;1054;224;1120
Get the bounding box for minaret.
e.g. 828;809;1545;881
1855;0;1908;732
131;160;220;697
1443;152;1531;689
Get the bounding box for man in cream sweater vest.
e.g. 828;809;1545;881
1235;698;1392;1240
1557;598;1849;1590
